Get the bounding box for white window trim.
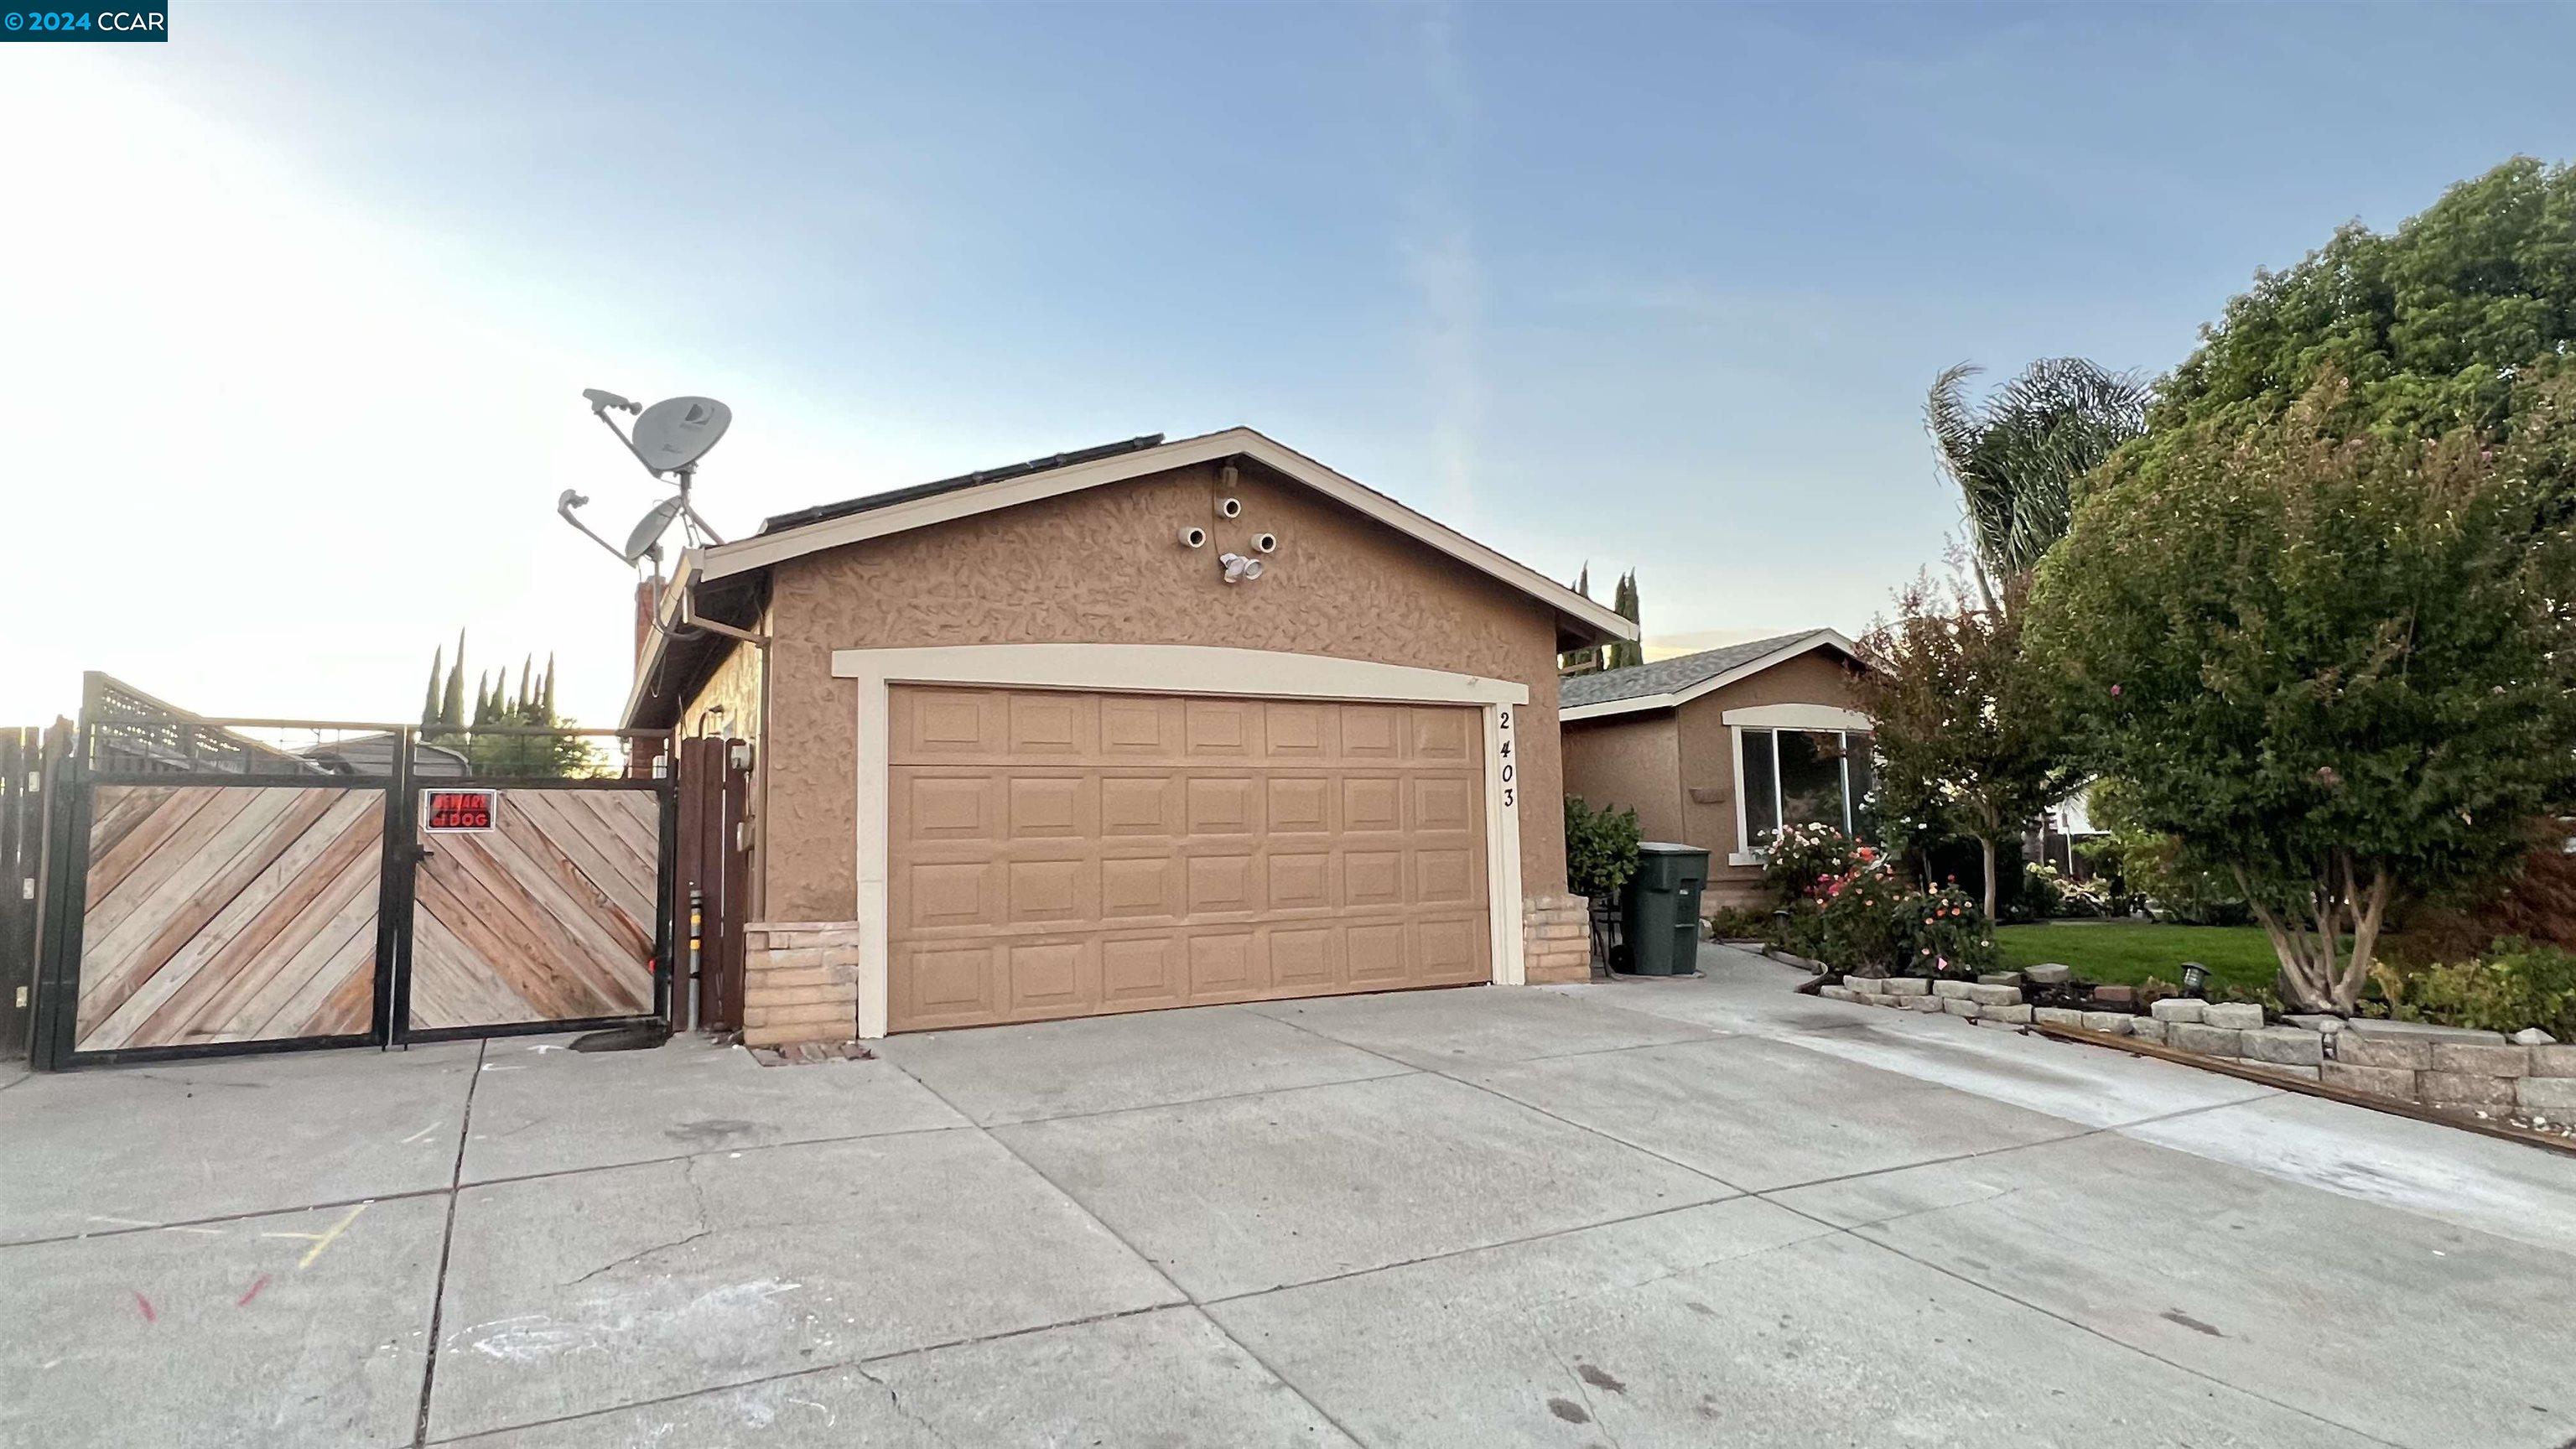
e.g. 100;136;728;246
830;643;1531;1037
1723;703;1875;867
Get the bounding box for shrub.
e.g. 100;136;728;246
1564;796;1642;902
2366;939;2576;1039
1706;905;1771;940
2020;861;2110;919
1894;885;1997;976
1815;865;1913;977
1761;822;1870;905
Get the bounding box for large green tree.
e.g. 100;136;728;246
1852;572;2077;921
2029;377;2576;1011
1927;358;2149;609
2141;156;2576;458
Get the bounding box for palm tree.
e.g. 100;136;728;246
1926;358;2149;609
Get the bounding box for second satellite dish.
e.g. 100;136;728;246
620;496;687;564
631;396;732;473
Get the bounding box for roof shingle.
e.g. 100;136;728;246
1559;631;1838;710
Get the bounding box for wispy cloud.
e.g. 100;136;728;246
1400;4;1482;525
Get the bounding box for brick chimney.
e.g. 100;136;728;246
634;577;660;671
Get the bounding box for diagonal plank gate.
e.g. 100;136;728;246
24;675;678;1069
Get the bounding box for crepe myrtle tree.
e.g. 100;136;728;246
2028;375;2576;1013
1852;570;2079;922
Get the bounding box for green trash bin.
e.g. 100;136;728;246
1619;842;1711;976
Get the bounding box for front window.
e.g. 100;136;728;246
1739;727;1872;849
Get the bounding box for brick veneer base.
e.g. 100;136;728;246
741;921;863;1048
1523;892;1593;984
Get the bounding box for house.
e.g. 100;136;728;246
623;428;1633;1037
1559;630;1870;909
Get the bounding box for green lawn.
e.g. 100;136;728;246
1994;922;2285;996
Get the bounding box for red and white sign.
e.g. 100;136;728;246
423;788;499;833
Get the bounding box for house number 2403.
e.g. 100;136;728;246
1497;707;1514;808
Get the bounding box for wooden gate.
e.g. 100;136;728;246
402;781;667;1037
29;675;674;1069
673;735;754;1031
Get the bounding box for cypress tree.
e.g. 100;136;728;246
540;654;557;721
420;647;444;729
1608;570;1644;669
437;631;466;735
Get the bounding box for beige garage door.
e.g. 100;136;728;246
888;685;1492;1031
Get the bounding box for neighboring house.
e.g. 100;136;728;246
1559;630;1871;908
623;428;1634;1036
299;733;471;779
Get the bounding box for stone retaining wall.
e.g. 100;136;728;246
1819;975;2573;1121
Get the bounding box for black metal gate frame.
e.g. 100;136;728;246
31;683;676;1071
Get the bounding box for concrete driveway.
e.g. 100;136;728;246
5;943;2573;1447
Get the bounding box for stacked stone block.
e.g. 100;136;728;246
1523;893;1596;984
740;921;863;1048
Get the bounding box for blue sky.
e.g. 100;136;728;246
3;3;2570;730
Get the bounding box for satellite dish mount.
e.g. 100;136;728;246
579;388;733;550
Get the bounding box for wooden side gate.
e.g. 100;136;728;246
27;675;677;1069
673;735;754;1031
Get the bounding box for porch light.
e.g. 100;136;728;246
2179;962;2208;998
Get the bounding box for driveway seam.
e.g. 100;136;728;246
411;1038;486;1449
901;1057;1420;1130
1267;991;2412;1447
870;1049;1376;1447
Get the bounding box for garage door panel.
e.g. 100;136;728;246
1099;696;1183;757
1184;699;1259;758
1100;855;1182;922
888;685;1490;1031
899;941;1002;1028
904;860;995;932
899;688;1004;759
1265;776;1332;834
1415;917;1485;984
1266;851;1333;911
1185;776;1260;836
1185;853;1260;915
1005;774;1093;839
1100;774;1181;835
1006;858;1094;927
1415;847;1476;906
898;773;996;842
1267;925;1340;990
1263;701;1331;760
1340;705;1403;760
1006;692;1095;758
1005;937;1098;1017
1341;776;1403;834
1187;932;1265;995
1102;935;1186;1006
1413;776;1477;833
1344;849;1405;908
1345;922;1411;984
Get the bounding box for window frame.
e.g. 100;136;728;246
1720;704;1875;867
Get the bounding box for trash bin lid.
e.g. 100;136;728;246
1637;841;1704;854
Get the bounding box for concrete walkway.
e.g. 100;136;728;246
4;943;2573;1446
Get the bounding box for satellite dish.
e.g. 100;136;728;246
630;396;731;474
620;496;686;564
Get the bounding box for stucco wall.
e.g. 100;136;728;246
757;458;1570;920
681;636;765;748
1561;712;1685;844
1675;649;1867;905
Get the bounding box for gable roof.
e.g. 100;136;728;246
1558;628;1862;722
693;427;1634;646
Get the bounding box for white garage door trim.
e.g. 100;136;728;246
833;644;1531;1037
